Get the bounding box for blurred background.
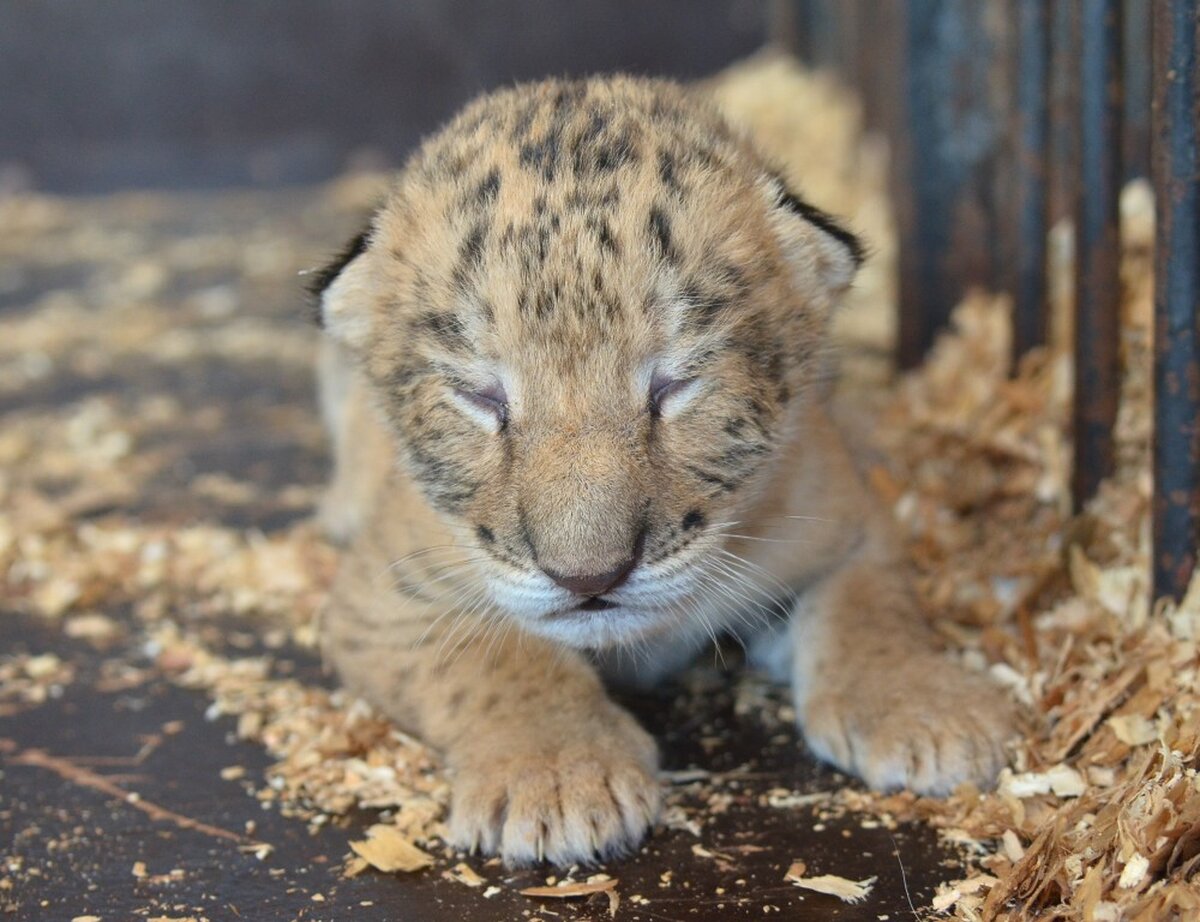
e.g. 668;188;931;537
0;0;772;193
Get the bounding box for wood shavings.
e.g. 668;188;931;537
160;626;449;834
1106;713;1159;746
841;240;1200;918
784;862;876;904
442;862;486;887
998;765;1088;799
348;824;433;874
0;653;74;713
765;790;830;809
519;876;618;899
521;873;623;915
62;613;121;644
931;875;998;913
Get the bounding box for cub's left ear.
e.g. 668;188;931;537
305;227;375;351
763;176;865;300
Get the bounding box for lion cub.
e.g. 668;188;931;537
312;76;1013;866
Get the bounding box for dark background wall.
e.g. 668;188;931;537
0;0;770;193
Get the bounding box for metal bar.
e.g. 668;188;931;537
800;0;841;72
1011;0;1052;358
990;6;1017;299
1151;0;1200;602
853;0;883;130
1048;0;1080;226
1072;0;1123;508
770;0;804;57
896;0;1000;368
1123;0;1153;181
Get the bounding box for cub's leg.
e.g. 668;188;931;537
787;546;1014;794
322;524;660;866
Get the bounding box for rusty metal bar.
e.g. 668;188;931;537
1123;0;1153;181
1011;0;1052;358
1151;0;1200;602
1071;0;1123;508
896;0;1000;368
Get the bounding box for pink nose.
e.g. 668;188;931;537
543;556;637;597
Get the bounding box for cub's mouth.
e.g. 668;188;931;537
575;597;618;612
545;596;620;620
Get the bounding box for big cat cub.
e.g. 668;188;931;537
311;76;1013;866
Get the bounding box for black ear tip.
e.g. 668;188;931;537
305;228;372;325
775;187;866;267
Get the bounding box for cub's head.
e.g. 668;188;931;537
313;77;862;649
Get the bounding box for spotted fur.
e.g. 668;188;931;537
312;76;1014;867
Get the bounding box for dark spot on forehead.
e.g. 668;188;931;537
510;100;537;138
534;286;557;319
472;168;501;206
575;130;639;176
553;82;587;109
520;132;561;181
716;261;752;298
452;222;488;288
589;216;619;255
658;149;681;194
586;109;608;135
648;207;677;263
566;186;620;211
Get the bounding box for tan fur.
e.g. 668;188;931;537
313;76;1014;866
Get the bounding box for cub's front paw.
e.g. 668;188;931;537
447;714;660;867
799;659;1015;795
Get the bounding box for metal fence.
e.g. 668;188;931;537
778;0;1198;604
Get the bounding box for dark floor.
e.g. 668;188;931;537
0;611;955;921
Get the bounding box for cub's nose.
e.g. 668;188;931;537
543;556;637;597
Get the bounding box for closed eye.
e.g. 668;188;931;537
452;381;509;429
649;372;697;418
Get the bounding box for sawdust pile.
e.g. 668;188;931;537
716;56;1200;919
157;623;449;840
859;287;1200;920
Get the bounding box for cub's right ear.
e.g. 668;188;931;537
306;228;375;350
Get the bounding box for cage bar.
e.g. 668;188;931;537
1048;0;1081;226
1151;0;1200;602
1010;0;1051;358
895;0;1000;368
1123;0;1153;181
1071;0;1123;508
